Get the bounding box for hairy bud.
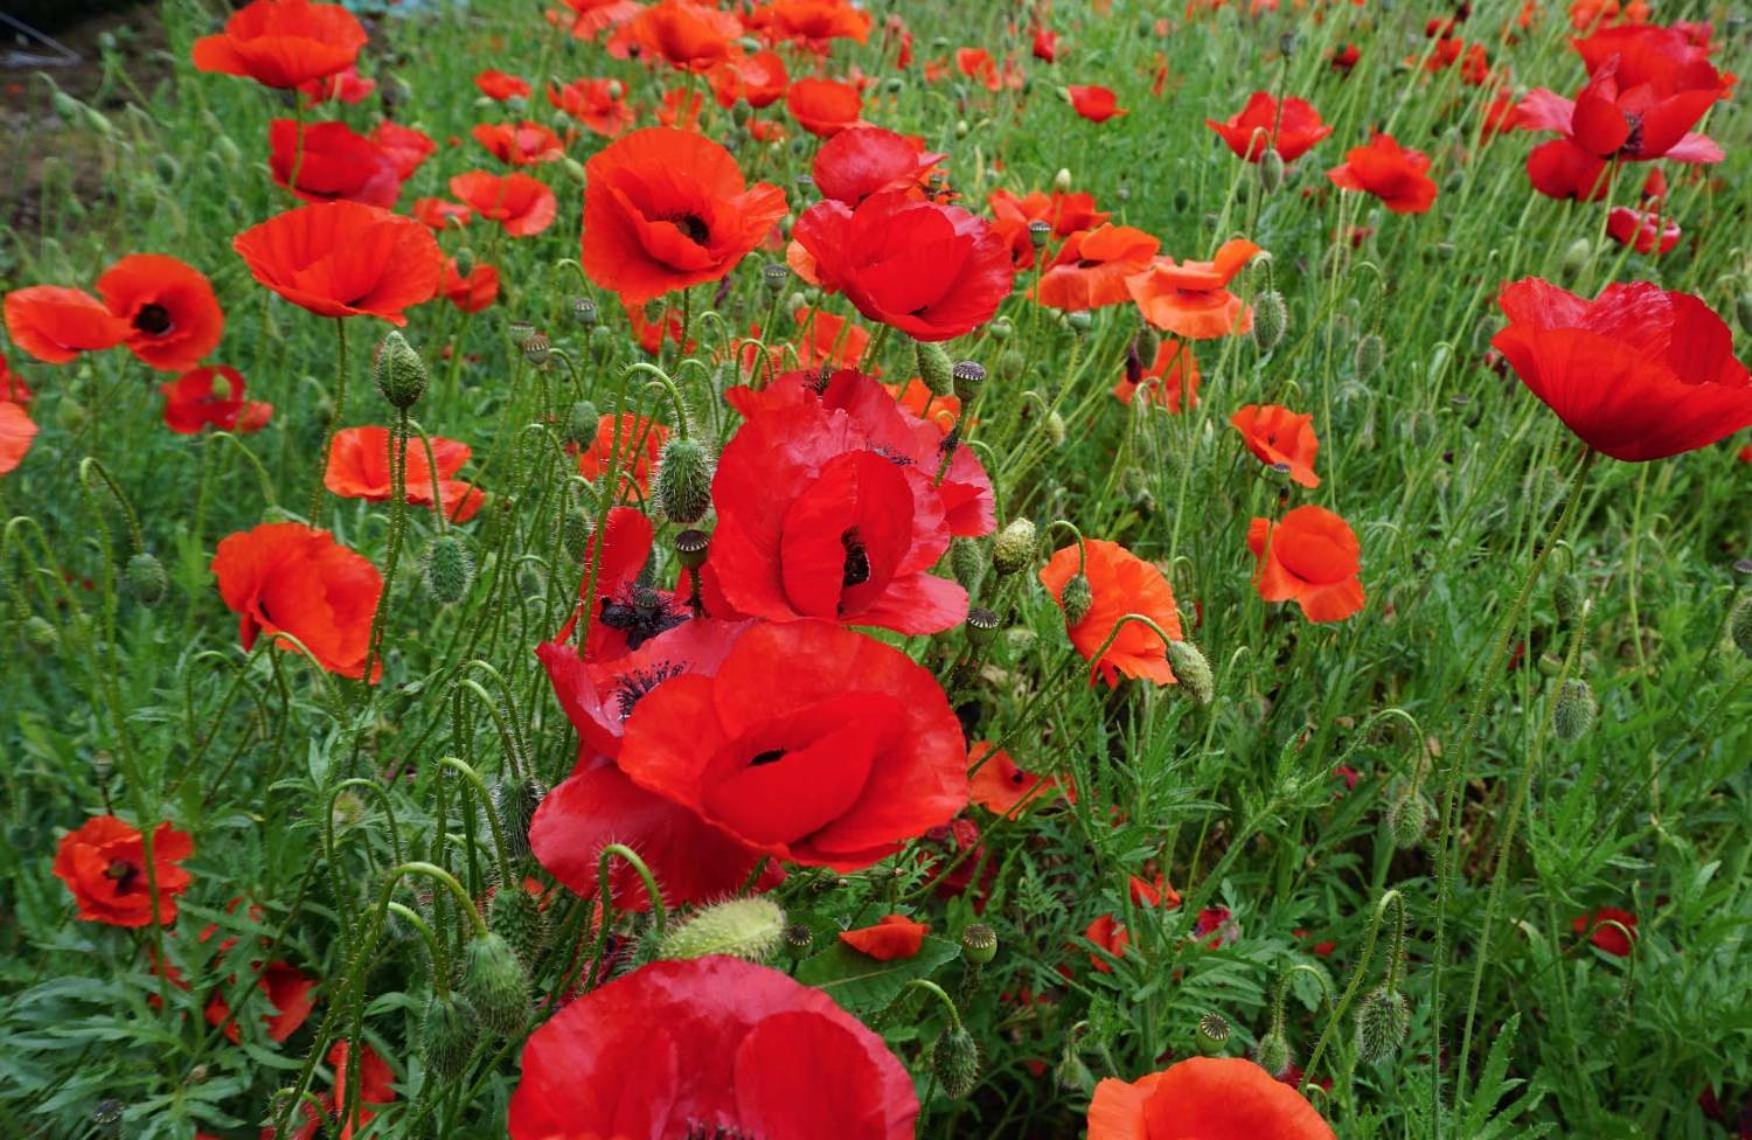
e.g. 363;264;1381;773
489;884;550;966
125;552;169;607
1355;985;1411;1064
1167;641;1214;705
653;437;714;525
991;518;1037;576
932;1026;981;1098
1354;333;1384;381
1060;574;1093;627
423;534;475;606
461;933;530;1036
422;991;479;1080
375;331;428;409
1553;678;1597;742
917;340;955;397
658;897;787;963
1252;290;1287;352
1259;149;1285;193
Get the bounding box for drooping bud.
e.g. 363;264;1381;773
1561;237;1592;281
1729;595;1752;660
493;777;545;860
1196;1011;1231;1055
1354;333;1384;381
489;883;550;966
1386;784;1431;849
460;932;530;1036
1552;572;1581;625
1060;574;1093;627
657;897;787;963
423;533;475;606
125;552;169;606
960;923;998;965
917;340;955;397
453;246;476;279
375;331;428;409
991;519;1037;576
653;437;714;525
1167;641;1214;705
1252;290;1287;352
996;349;1026;382
952;360;986;403
1254;1030;1292;1078
421;991;479;1080
1259;149;1285;193
1553;678;1596;742
24;615;59;651
561;509;592;562
565;400;599;448
1045;410;1067;446
1355;985;1411;1064
931;1026;981;1098
1055;1046;1095;1093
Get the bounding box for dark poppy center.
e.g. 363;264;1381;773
104;858;140;892
134;303;173;336
1075;258;1102;269
600;586;689;650
613;662;685;719
671;213;710;244
1620;114;1643;157
686;1123;759;1140
749;749;786;767
840;530;871;588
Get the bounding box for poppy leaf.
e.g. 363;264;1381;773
794;934;960;1013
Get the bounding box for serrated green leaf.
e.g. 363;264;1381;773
794;935;960;1013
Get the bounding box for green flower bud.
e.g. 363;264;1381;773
1254;1030;1292;1078
996;349;1026;382
917;340;955;397
1553;677;1597;742
931;1026;981;1098
949;538;985;591
987;317;1013;341
991;518;1037;576
453;246;476;279
566;400;599;448
960;923;997;965
1060;574;1093;627
562;509;593;562
1167;641;1214;705
654;437;714;525
657;897;786;963
24;615;59;651
1355;985;1411;1064
375;331;428;409
1561;237;1593;281
1055;1046;1095;1093
1046;410;1067;446
489;883;550;967
493;777;545;860
460;933;530;1036
1252;290;1287;352
1354;333;1384;381
422;534;474;606
1259;149;1285;193
1052;168;1072;192
1386;784;1431;850
1729;595;1752;660
125;552;169;607
1552;572;1582;625
421;991;478;1080
1066;310;1093;334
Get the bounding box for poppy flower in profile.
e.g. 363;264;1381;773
1327;132;1439;215
1524;139;1614;201
1085;913;1129;972
2;286;128;364
471;121;566;166
753;0;873;48
841;914;929;960
1231;403;1320;487
1247;505;1365;622
509;957;918;1140
1087;1057;1336;1140
548;77;635;137
1034;26;1059;62
1605;206;1681;254
475;69;531;101
1208;92;1334;162
324;426;485;522
440;258;500;313
233;202;442;325
412;197;473;231
812;127;944;207
1036;224;1161;311
1127;238;1260;339
791;191;1014;341
1067;85;1128;122
92;255;225;372
52;816;194;927
741;307;870;378
1114;339;1199;411
449;171;558;238
707;49;790;109
988;187;1110;269
581;128;787;306
616;620;968;868
298;63;374;105
268;120;405;208
618;0;743;70
1491;278;1752;461
1573;906;1638;956
576;412;669;496
787;77;865;137
191;0;367;90
969;741;1067;816
317;1040;395;1139
161;365;272;434
212;522;384;680
1040;539;1184;687
0;402;36;476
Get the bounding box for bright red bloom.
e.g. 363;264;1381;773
1086;913;1129;972
656;86;706;130
548;77;635;137
812;127;944;207
841;914;929;960
742;307;870;378
1088;1057;1336;1140
1207;92;1334;162
3;286;127;364
1331;43;1361;72
298;63;374;105
317;1040;395;1140
93;255;225;372
370;122;437;180
619;0;743;71
1033;27;1059;62
1067;84;1128;122
791;192;1013;341
1525;139;1614;201
509;957;918;1139
161;366;272;434
1196;905;1238;947
412;197;473;231
268;119;406;207
753;0;873;48
1036;224;1160;311
1127;238;1260;339
1230;403;1320;487
884;378;960;435
787;77;865;137
565;507;694;664
205;960;315;1045
1327;132;1439;215
708;50;791;109
440;258;500;312
191;0;367;90
969;741;1066;816
233;202;442;325
1491;278;1752;461
1246;506;1365;622
577;413;669;496
324;426;485;522
1131;873;1181;909
616;620;968;869
1114;339;1200;411
475;69;531;101
449;171;558;238
1606;206;1681;254
987;187;1110;269
472;121;566;166
212;522;384;680
1040;539;1184;687
1573;906;1639;956
53;816;193;927
0;402;36;476
582;127;786;306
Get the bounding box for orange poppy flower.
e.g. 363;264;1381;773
95;255;225;372
708;49;790;109
885;378;959;435
1126;238;1260;339
840;914;929;960
1036;225;1161;311
969;741;1067;816
1067;84;1128;122
212;522;384;681
581;127;785;305
1327;132;1439;215
161;366;272;434
548;77;635;137
475;69;531;101
656;86;706;130
191;0;367;90
1039;539;1184;687
1088;1057;1336;1140
412;198;473;231
1114;339;1199;411
449;171;558;238
618;0;743;71
472;121;567;166
1231;404;1320;487
1085;913;1129;972
988;187;1110;268
324;426;486;522
1246;505;1364;622
786;77;864;137
232;201;442;325
753;0;873;48
577;412;670;496
0;401;36;476
53;816;194;928
440;259;500;313
2;286;127;364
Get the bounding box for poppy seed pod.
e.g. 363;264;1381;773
961;923;998;965
952;360;987;403
932;1026;981;1098
991;518;1038;576
125;552;169;606
522;332;552;367
762;262;789;292
1027;219;1052;248
917;340;955;396
1252;290;1288;352
489;884;550;966
674;528;710;571
1060;574;1094;626
1355;985;1411;1064
571;296;598;327
1167;641;1214;705
1259;149;1285;193
423;534;475;606
1553;678;1597;741
1197;1012;1231;1055
422;991;479;1080
1729;596;1752;660
506;319;536;348
657;897;787;963
783;922;815;955
375;331;428;409
461;932;531;1036
1254;1031;1292;1078
653;437;714;524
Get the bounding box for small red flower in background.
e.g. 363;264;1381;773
413;197;473;231
1331;43;1361;73
1573;906;1638;956
1036;224;1160;311
0;400;35;477
204;960;315;1045
310;1040;395;1140
268;120;407;208
450;171;559;238
1491;278;1752;461
1067;84;1128;122
969;741;1068;816
509;957;918;1139
161;365;272;434
1195;906;1239;948
1131;873;1181;909
471;121;566;166
656;86;705;129
576;412;668;496
1327;132;1439;215
811;126;944;207
1114;339;1200;412
1087;1057;1334;1139
752;0;873;49
615;0;743;71
1605;207;1681;255
841;914;930;960
1247;506;1366;623
440;258;500;313
1039;539;1185;687
2;286;127;364
708;49;790;109
298;63;374;105
324;426;485;522
1085;913;1129;972
1127;238;1259;339
233;202;442;325
53;816;194;927
547;77;635;137
787;76;865;136
212;522;384;681
475;69;531;101
93;255;225;372
1207;92;1333;162
191;0;367;90
1033;27;1059;63
1231;404;1321;487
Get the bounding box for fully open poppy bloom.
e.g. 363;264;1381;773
52;816;193;927
475;69;531;101
92;255;225;372
1114;339;1200;411
753;0;873;47
1573;906;1638;956
841;914;929;960
0;402;36;477
1491;278;1751;461
440;258;500;313
267;119;405;208
1326;132;1439;215
787;77;865;137
471;121;566;166
1605;206;1681;254
618;0;743;70
791;192;1013;341
1246;505;1365;622
510;957;917;1139
812;127;944;207
1067;84;1128;122
1126;238;1260;339
1040;539;1184;687
616;620;967;868
969;741;1067;816
449;171;558;238
191;0;367;90
161;366;272;434
324;426;485;522
708;49;790;109
1088;1057;1336;1140
576;412;669;497
1231;404;1321;487
548;77;635;137
212;522;384;680
2;286;128;364
233;202;442;325
581;128;786;306
988;187;1109;268
1207;92;1334;162
1036;225;1161;311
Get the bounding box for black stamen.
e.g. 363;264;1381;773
749;749;786;767
134;303;173;336
840;530;871;588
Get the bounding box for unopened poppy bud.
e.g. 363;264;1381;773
1027;219;1052;249
571;296;598;327
961;923;998;965
932;1026;981;1098
988;317;1014;341
1353;333;1384;381
562;156;586;184
1254;1030;1292;1078
213;134;242;168
1060;574;1093;626
565;400;599;447
1737;294;1752;337
658;897;786;963
996;349;1026;382
423;534;475;606
1197;1011;1231;1055
461;932;530;1036
494;777;545;860
952;360;987;402
522;332;552;367
562;509;593;562
783;922;815;954
24;615;59;651
1553;678;1596;741
125;552;169;606
1355;985;1411;1064
950;538;985;590
489;882;550;965
375;331;428;409
991;518;1037;576
954;118;969;138
917;340;955;396
1729;596;1752;660
1561;237;1593;280
1552;572;1581;624
1259;149;1285;193
1066;310;1093;334
422;991;479;1080
452;246;476;279
506;319;536;348
1252;290;1287;352
653;437;714;525
1386;784;1430;849
1046;410;1067;446
1167;641;1214;705
1053;167;1072;192
674;528;710;571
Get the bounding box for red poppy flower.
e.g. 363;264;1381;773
2;286;128;365
969;741;1066;816
1127;237;1259;339
792;192;1013;340
577;412;669;496
707;49;790;109
988;187;1110;269
440;258;500;313
412;197;473;231
316;1040;395;1140
449;171;558;238
656;86;706;130
1331;43;1361;72
1113;339;1199;411
581;128;786;306
471;121;566;166
369;122;437;180
1524;139;1614;201
618;0;743;71
1088;1057;1336;1140
812;126;944;207
884;378;960;435
1326;132;1439;215
1231;404;1320;487
786;77;865;137
475;69;531;101
161;365;272;434
753;0;873;48
1067;84;1128;122
1573;906;1638;956
89;255;225;372
233;202;442;325
268;119;405;208
1196;905;1239;947
1207;92;1334;162
324;426;485;522
1036;224;1161;311
840;914;929;960
298;63;374;105
204;958;316;1045
1491;278;1751;460
1605;206;1681;254
1034;27;1059;62
52;816;194;927
742;307;870;378
616;620;968;869
557;507;693;666
510;957;918;1139
1086;913;1129;972
1040;539;1184;687
1131;873;1181;909
191;0;367;90
0;402;37;476
547;77;635;137
1247;505;1365;622
212;522;384;680
1;352;31;405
